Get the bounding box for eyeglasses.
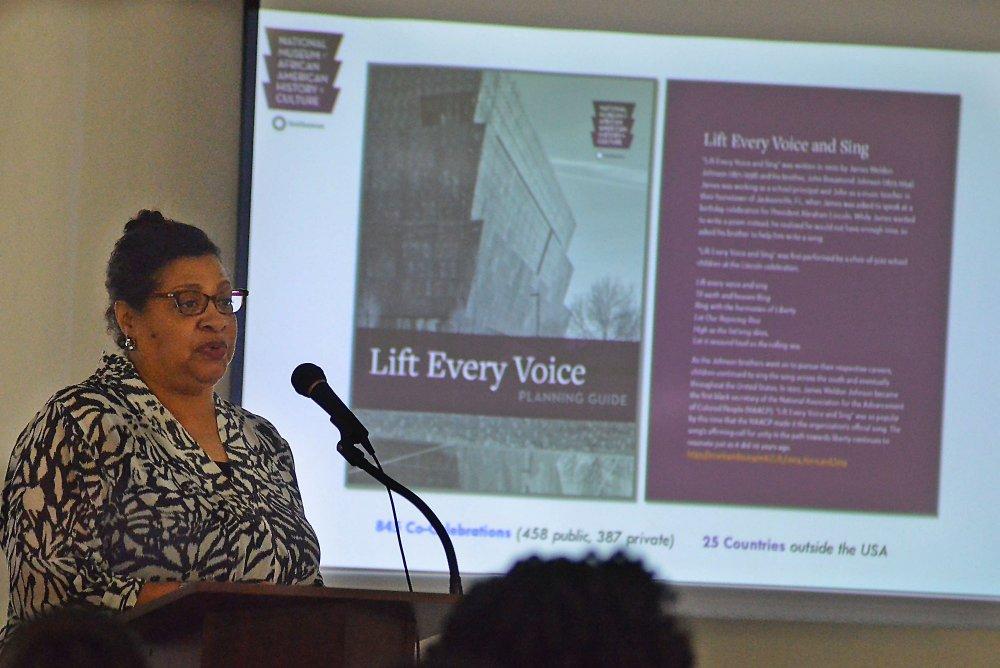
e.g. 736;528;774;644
150;289;249;316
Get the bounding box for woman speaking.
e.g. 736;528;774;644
1;211;322;636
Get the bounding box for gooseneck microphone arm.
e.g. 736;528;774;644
335;439;463;596
291;363;463;596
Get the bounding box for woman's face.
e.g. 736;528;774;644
117;254;238;397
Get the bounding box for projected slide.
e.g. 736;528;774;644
349;66;653;498
243;9;1000;603
649;81;959;514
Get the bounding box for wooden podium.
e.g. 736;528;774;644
121;582;459;667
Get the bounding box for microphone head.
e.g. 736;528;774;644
291;362;327;397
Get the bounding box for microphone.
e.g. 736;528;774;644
291;361;464;595
291;362;369;446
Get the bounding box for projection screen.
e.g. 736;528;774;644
236;2;1000;626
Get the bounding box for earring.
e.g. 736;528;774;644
124;336;136;351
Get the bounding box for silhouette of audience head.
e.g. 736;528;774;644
0;606;147;668
422;551;693;667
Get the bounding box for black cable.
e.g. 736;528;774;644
366;441;418;661
366;440;414;595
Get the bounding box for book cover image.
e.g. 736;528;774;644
646;80;959;513
349;66;655;499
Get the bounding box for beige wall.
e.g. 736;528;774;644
0;0;241;632
0;1;996;664
0;0;241;454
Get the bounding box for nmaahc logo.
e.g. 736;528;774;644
263;29;343;114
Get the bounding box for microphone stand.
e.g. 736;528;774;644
337;440;463;596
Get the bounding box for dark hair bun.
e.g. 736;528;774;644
124;209;170;233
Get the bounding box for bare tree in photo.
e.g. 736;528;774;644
568;277;641;341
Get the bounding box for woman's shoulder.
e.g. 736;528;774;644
10;385;118;473
14;356;144;454
43;367;138;422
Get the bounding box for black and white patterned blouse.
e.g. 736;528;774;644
1;353;322;635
